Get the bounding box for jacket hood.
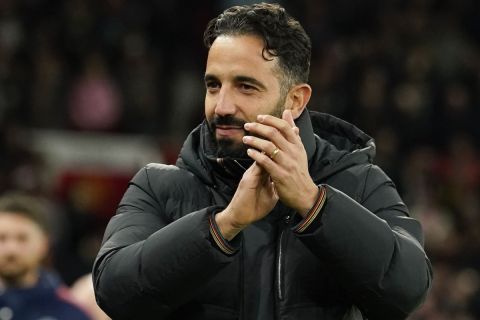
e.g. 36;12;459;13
176;109;376;186
308;110;375;181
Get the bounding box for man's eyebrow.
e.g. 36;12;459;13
204;74;218;82
204;74;267;91
234;76;266;90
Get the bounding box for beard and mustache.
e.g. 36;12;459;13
0;254;32;286
207;115;249;158
207;98;286;158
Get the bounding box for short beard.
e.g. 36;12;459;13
207;96;286;158
0;262;30;287
207;115;248;158
217;136;248;158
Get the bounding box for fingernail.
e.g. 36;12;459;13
257;115;265;122
244;123;251;130
242;136;251;142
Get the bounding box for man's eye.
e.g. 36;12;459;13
206;82;220;90
240;84;255;91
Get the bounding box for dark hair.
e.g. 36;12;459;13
0;192;50;234
204;2;311;89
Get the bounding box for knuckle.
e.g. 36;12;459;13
256;152;266;161
279;121;288;131
267;127;278;137
248;136;258;145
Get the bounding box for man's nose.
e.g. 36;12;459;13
2;238;20;253
214;87;236;116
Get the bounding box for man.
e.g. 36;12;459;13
0;192;91;320
93;3;432;319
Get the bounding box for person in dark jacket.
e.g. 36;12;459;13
93;3;432;319
0;192;91;320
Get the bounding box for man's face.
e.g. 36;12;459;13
205;34;286;157
0;213;48;285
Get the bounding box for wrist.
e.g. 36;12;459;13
297;183;321;218
293;185;327;233
215;209;247;241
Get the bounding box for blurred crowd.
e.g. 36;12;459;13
0;0;479;318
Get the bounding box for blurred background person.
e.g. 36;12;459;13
0;192;91;320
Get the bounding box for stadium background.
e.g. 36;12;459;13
0;0;479;318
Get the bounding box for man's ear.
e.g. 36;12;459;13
285;83;312;119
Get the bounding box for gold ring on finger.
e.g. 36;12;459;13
270;148;280;159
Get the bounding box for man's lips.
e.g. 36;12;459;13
215;125;244;137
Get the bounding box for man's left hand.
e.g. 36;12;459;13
243;110;318;217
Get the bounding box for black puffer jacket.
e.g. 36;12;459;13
93;110;432;320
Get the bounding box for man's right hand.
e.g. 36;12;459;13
215;161;278;241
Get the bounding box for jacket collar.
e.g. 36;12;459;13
296;109;316;162
176;109;375;190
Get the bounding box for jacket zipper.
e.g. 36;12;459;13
240;236;245;320
276;229;285;301
276;215;290;307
